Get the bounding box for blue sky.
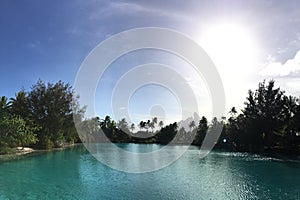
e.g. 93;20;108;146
1;0;300;123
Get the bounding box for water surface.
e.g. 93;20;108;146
0;144;299;200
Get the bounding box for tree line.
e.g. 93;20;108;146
82;80;300;155
0;80;84;153
1;79;300;155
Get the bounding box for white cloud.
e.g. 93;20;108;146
259;50;300;98
87;1;193;23
267;77;300;99
260;50;300;76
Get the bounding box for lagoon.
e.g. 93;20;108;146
0;144;299;200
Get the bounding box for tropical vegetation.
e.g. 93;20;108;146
1;79;299;155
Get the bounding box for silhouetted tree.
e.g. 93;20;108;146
157;122;178;144
130;123;135;133
189;121;196;131
195;116;208;145
241;80;285;149
158;120;164;129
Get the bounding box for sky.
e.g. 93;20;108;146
1;0;300;124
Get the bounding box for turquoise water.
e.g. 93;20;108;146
0;144;299;200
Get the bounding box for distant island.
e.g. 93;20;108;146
0;79;299;157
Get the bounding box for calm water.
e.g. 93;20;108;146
0;144;299;200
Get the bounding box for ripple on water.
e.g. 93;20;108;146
0;144;299;200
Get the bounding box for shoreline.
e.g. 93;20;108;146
0;143;81;163
1;142;299;163
15;147;35;155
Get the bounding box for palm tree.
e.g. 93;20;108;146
100;115;111;128
0;96;10;115
189;120;195;131
196;116;208;145
158;120;164;129
10;90;28;118
130;123;135;133
104;116;111;126
0;96;9;108
117;118;128;131
149;121;155;132
110;120;116;131
151;117;158;132
145;120;151;132
152;117;158;125
229;107;237;117
139;121;145;131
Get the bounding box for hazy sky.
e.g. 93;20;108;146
1;0;300;123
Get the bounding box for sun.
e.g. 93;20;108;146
199;23;257;75
197;22;259;111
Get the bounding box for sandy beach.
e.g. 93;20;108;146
0;144;78;162
15;147;35;155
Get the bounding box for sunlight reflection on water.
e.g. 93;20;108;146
0;144;299;200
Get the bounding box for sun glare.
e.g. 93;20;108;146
197;22;259;110
199;23;257;75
